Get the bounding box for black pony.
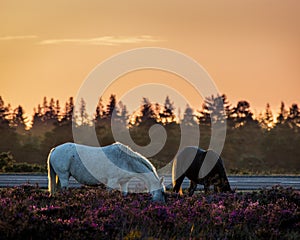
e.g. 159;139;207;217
172;147;231;195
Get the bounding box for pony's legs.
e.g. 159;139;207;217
188;180;198;196
56;175;61;191
173;174;185;195
204;183;210;194
120;181;129;196
107;179;120;191
57;172;70;190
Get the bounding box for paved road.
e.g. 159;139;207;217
0;174;299;191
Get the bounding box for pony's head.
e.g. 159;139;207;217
151;177;166;203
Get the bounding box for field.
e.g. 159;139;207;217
0;185;299;240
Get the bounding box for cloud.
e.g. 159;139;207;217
39;35;164;46
0;35;38;41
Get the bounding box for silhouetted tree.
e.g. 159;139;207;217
182;104;196;126
95;97;105;123
135;98;157;126
197;102;211;126
55;100;61;120
31;105;44;133
159;96;176;124
42;97;48;120
105;94;117;120
118;101;128;124
0;97;19;153
259;103;274;130
233;100;254;127
0;96;10;128
78;98;89;126
222;94;235;124
276;101;288;125
31;97;61;135
287;103;300;129
197;94;226;125
61;97;74;123
12;105;27;133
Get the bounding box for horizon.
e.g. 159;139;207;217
0;91;295;128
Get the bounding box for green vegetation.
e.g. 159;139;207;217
0;94;299;174
0;152;46;173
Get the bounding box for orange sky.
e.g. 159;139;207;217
1;0;300;119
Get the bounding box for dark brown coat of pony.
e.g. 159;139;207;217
172;147;231;195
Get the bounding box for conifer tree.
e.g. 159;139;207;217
0;96;10;127
105;94;117;119
277;101;288;125
12;105;27;133
259;103;274;130
182;104;196;126
159;96;176;124
118;101;128;125
95;97;104;122
136;97;157;126
78;98;89;126
233;100;254;127
287;103;300;128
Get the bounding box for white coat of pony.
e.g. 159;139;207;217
47;142;165;202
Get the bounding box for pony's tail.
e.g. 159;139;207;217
171;158;177;188
172;157;184;195
47;148;56;196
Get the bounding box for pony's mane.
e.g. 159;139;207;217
113;142;157;175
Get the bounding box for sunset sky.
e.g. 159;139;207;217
1;0;300;120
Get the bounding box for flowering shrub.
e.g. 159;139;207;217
0;185;299;239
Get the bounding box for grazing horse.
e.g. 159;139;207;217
47;142;165;202
172;147;231;195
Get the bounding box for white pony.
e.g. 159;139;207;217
47;142;165;202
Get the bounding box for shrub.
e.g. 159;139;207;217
0;151;46;173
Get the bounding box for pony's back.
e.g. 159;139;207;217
110;142;159;176
172;146;202;187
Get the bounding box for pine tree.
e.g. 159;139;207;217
0;96;10;127
159;96;176;124
259;103;274;130
95;97;104;122
222;94;235;125
287;103;300;128
182;104;196;126
118;101;128;124
197;102;211;126
61;97;74;123
233;100;254;127
0;97;19;153
197;94;226;125
12;105;27;133
32;104;43;126
55;100;61;120
105;94;117;119
48;98;56;120
277;101;288;125
78;98;89;126
135;98;157;126
42;97;48;121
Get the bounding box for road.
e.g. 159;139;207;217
0;174;299;191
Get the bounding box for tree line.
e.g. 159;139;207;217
0;94;299;174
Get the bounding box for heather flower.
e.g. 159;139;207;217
0;185;298;239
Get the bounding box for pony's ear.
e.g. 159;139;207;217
159;176;164;184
